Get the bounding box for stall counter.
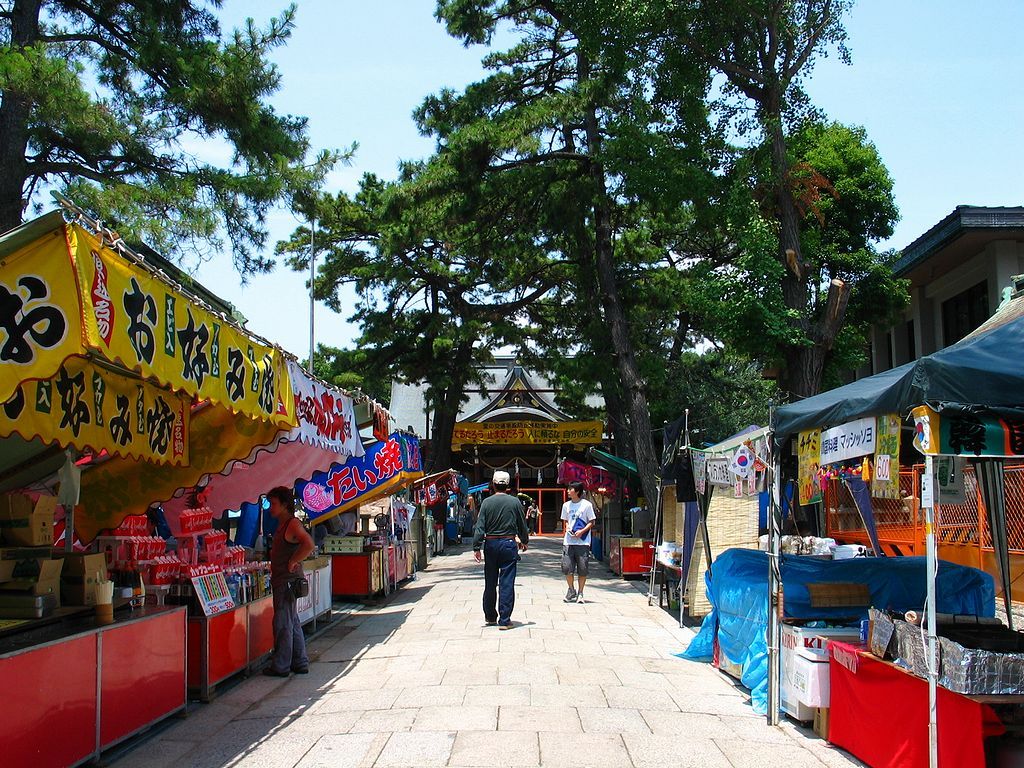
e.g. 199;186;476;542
0;605;186;768
609;536;654;577
331;548;384;598
826;639;1007;768
187;594;274;701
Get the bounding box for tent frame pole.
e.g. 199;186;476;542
923;455;939;768
766;428;782;726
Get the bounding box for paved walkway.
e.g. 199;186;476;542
114;538;863;768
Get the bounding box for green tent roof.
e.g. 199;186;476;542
587;447;640;479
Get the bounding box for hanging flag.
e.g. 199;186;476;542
729;445;755;479
674;448;698;503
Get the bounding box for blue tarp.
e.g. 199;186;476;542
681;548;995;714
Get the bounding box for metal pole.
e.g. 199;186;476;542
923;455;939;768
766;424;782;726
307;217;316;375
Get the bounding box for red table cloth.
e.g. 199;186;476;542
827;640;1004;768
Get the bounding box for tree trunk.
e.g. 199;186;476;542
578;53;660;512
782;278;850;398
425;340;475;472
0;0;42;231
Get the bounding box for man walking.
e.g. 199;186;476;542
561;480;596;603
473;470;529;629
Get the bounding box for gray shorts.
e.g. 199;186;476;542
561;545;590;576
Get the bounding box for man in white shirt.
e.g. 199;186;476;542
560;480;596;603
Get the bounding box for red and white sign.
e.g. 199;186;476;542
90;249;114;346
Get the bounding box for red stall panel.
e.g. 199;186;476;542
0;634;98;768
332;553;371;596
100;609;186;748
186;604;248;692
621;542;655;576
248;595;275;663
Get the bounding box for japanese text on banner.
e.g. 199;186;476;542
797;429;822;505
871;414;901;499
0;355;190;465
0;228;82;404
69;226;294;428
451;420;602;449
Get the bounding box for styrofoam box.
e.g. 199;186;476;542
782;624;862;656
781;625;863;720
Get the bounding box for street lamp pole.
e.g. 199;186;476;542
308;216;316;375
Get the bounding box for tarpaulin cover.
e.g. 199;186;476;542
681;548;995;714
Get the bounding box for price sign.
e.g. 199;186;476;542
190;572;235;616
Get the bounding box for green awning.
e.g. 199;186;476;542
587;447;640;480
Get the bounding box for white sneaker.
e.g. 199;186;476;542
576;592;585;604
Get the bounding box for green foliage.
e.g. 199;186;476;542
650;350;781;445
0;1;339;273
307;345;390;404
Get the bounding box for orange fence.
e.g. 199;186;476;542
825;462;1024;600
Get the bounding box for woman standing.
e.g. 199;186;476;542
264;486;314;677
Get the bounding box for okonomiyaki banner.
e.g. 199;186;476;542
296;433;424;523
912;405;1024;458
451;420;603;449
68;225;294;427
0;355;190;464
288;361;364;457
0;223;83;404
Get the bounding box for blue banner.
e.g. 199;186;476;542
296;432;423;523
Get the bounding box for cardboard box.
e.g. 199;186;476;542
0;494;55;547
0;557;63;599
813;707;830;739
806;582;871;609
56;552;108;606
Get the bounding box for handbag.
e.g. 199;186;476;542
289;576;309;599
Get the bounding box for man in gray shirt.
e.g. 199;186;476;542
473;470;529;629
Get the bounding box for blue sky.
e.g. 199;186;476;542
195;1;1024;359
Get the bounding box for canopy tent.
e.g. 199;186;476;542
770;309;1024;766
586;446;640;480
557;457;628;498
0;207;297;541
159;360;367;527
773;314;1024;447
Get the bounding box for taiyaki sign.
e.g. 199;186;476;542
295;432;424;523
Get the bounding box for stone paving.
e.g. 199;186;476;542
112;537;864;768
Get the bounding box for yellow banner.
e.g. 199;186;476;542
0;225;83;404
77;404;284;541
872;414;901;499
0;355;190;464
451;420;603;449
68;225;294;427
797;428;822;505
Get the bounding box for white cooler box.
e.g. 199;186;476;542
781;624;863;721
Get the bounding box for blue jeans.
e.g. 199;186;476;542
483;538;518;626
271;582;309;673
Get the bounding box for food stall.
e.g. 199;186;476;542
0;206;297;764
767;308;1024;764
296;431;424;599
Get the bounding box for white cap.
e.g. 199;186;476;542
492;470;511;485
